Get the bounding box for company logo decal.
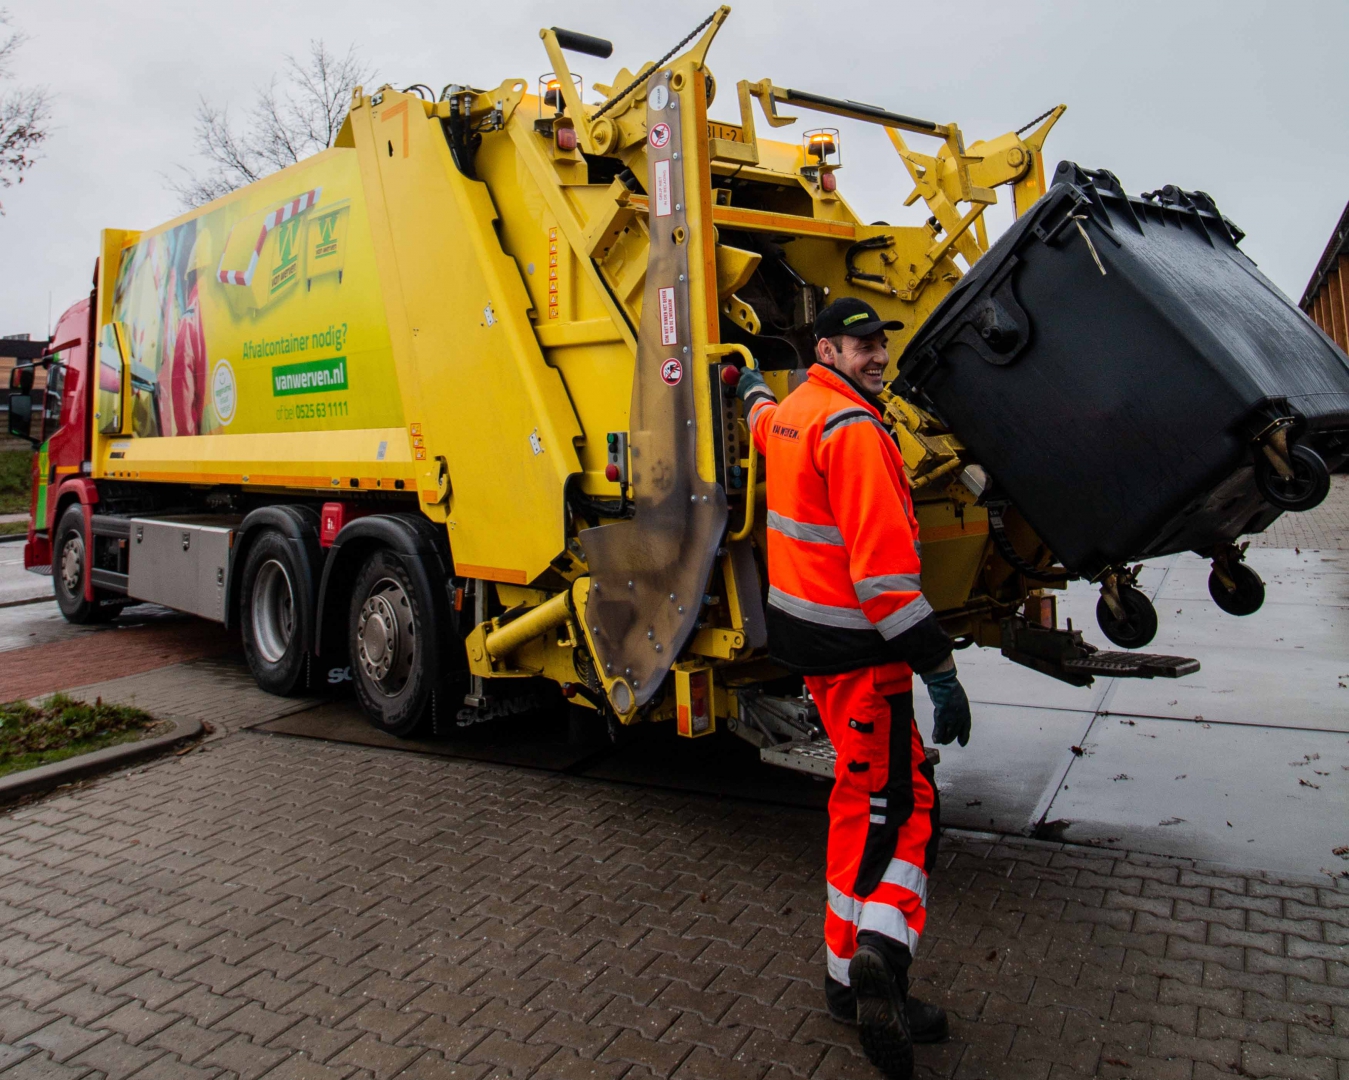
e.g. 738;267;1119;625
212;359;237;425
272;356;348;396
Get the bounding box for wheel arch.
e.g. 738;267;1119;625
314;513;454;662
230;506;322;652
51;480;99;600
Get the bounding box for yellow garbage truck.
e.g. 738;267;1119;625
11;9;1238;768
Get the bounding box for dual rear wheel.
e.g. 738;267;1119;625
239;536;463;737
348;550;449;737
239;531;308;696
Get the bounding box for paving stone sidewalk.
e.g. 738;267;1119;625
0;727;1346;1080
1249;474;1349;551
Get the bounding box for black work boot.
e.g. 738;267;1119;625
828;977;948;1041
905;996;949;1043
825;975;856;1023
848;938;914;1080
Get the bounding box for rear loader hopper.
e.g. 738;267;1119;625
10;8;1343;775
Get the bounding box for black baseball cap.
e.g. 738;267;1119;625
814;296;903;339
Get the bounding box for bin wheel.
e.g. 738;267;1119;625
1096;585;1157;649
348;549;441;738
1254;443;1330;512
52;504;116;625
240;530;309;695
1208;562;1265;617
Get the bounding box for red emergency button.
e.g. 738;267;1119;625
605;463;621;482
720;365;741;388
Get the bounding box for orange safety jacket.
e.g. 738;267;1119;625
747;363;952;680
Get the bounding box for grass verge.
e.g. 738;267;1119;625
0;694;160;778
0;448;32;515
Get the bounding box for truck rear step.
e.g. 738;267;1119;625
759;738;941;780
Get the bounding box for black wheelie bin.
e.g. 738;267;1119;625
897;163;1349;615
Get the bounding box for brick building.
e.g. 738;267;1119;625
1;334;48;449
1300;199;1349;352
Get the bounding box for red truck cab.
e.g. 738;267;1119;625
7;296;96;577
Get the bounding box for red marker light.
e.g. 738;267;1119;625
821;171;837;193
605;463;621;482
720;365;741;388
556;126;577;151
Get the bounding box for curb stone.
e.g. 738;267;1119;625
0;713;202;803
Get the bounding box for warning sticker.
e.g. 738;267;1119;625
659;286;677;345
661;358;683;386
653;159;672;218
649;122;671;149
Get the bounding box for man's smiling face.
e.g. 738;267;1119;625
818;331;890;395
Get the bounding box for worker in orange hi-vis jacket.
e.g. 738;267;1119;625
740;296;972;1080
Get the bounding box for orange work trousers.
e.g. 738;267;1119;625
806;662;940;986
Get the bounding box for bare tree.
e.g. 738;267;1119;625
172;41;372;209
0;9;53;213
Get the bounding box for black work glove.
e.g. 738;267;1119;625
921;664;971;746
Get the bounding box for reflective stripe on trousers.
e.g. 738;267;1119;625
808;663;940;987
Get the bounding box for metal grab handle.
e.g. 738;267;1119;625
706;341;757;371
705;343;761;543
728;440;759;542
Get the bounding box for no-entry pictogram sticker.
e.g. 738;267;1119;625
649;122;671;149
661;357;683;386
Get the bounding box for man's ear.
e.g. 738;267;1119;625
815;337;835;366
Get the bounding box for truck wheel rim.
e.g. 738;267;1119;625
60;535;83;596
252;560;295;664
357;577;415;695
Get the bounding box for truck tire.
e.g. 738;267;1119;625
348;549;437;737
52;504;114;625
240;530;309;695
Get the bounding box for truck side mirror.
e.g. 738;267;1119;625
7;392;33;441
8;363;34;393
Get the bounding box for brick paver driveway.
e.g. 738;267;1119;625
1;728;1346;1080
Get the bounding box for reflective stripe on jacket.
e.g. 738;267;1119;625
749;363;947;678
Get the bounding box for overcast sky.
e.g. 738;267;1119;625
3;0;1347;337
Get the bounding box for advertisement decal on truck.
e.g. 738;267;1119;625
108;152;402;439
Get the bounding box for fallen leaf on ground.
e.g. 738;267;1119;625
1299;778;1320;789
